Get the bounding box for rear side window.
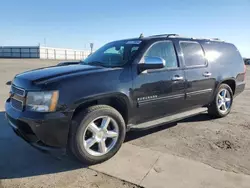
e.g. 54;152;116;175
180;41;206;67
145;41;178;68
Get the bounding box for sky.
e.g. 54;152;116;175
0;0;249;57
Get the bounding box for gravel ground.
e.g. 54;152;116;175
127;71;250;175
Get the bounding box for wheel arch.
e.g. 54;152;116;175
218;78;236;95
210;78;236;103
71;92;132;126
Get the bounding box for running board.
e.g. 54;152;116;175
129;107;207;131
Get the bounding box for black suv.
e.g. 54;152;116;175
5;34;246;164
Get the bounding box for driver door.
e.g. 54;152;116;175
132;41;186;124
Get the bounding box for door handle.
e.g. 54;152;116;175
172;75;184;81
203;72;212;77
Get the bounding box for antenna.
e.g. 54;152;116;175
90;43;94;54
139;33;144;39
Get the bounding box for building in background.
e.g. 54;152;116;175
0;46;90;60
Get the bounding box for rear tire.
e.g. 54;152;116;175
208;84;233;118
68;105;126;165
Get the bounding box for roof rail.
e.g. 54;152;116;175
148;34;179;38
210;38;220;40
147;34;224;42
209;38;224;42
189;37;224;42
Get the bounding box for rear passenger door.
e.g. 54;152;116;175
178;41;216;108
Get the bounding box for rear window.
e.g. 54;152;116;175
180;41;206;67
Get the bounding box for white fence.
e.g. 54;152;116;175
39;47;90;60
0;46;90;60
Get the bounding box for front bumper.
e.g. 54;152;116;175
5;99;73;149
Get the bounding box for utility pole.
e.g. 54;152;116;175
90;43;94;54
44;38;47;47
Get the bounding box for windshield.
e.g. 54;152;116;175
81;40;142;67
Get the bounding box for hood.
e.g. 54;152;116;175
14;64;104;85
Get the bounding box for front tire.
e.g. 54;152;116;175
69;105;126;165
208;84;233;118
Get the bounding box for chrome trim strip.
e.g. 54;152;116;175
137;89;212;107
11;97;24;111
186;89;212;96
138;93;185;106
12;85;25;97
8;119;18;129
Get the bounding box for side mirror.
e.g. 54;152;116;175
6;81;12;86
138;57;165;72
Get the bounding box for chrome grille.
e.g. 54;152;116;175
11;98;23;111
11;85;25;97
10;85;25;111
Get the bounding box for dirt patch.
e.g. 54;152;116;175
214;140;239;150
240;123;250;130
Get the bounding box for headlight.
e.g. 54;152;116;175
26;91;59;112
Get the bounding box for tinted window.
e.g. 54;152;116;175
145;41;178;68
180;41;206;67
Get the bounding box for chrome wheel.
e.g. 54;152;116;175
217;89;232;113
83;116;119;157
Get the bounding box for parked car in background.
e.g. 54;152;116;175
5;34;246;164
244;58;250;65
